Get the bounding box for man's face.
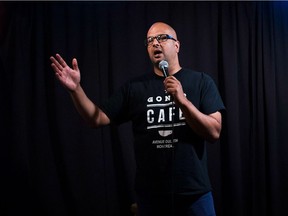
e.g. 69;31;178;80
146;24;180;67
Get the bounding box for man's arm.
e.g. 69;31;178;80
164;75;222;143
69;85;110;127
50;54;110;128
176;99;222;143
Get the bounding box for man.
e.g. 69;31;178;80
50;22;225;216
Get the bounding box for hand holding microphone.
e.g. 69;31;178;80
159;60;185;104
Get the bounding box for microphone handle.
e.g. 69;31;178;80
161;66;168;78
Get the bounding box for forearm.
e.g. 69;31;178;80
177;98;222;143
69;86;110;128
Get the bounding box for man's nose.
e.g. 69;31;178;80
152;38;160;46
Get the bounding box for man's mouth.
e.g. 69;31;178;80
154;50;163;58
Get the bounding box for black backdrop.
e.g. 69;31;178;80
1;1;288;216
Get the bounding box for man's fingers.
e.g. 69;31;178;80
51;63;62;76
164;76;178;86
55;53;68;68
72;58;79;71
50;56;64;71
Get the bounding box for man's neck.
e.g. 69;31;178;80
154;65;182;77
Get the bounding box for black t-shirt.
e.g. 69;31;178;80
99;68;225;195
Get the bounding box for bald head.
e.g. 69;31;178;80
147;22;178;40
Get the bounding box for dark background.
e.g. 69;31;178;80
1;1;288;216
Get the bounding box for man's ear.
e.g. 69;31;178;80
175;40;180;53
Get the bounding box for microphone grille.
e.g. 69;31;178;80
159;60;169;69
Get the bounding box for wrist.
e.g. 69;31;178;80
175;94;190;107
69;84;82;94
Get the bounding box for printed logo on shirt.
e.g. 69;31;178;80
146;94;186;149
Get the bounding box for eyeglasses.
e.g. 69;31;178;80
144;34;177;46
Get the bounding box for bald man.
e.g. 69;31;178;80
50;22;225;216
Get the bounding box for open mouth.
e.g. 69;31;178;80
154;50;163;58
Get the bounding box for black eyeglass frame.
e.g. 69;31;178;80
144;34;177;46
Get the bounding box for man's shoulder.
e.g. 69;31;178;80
180;68;215;81
177;68;205;79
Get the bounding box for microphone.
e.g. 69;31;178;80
159;60;169;78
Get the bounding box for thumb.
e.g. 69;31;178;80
72;58;79;71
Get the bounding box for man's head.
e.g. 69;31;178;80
145;22;181;75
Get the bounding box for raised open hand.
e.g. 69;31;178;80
50;54;81;92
